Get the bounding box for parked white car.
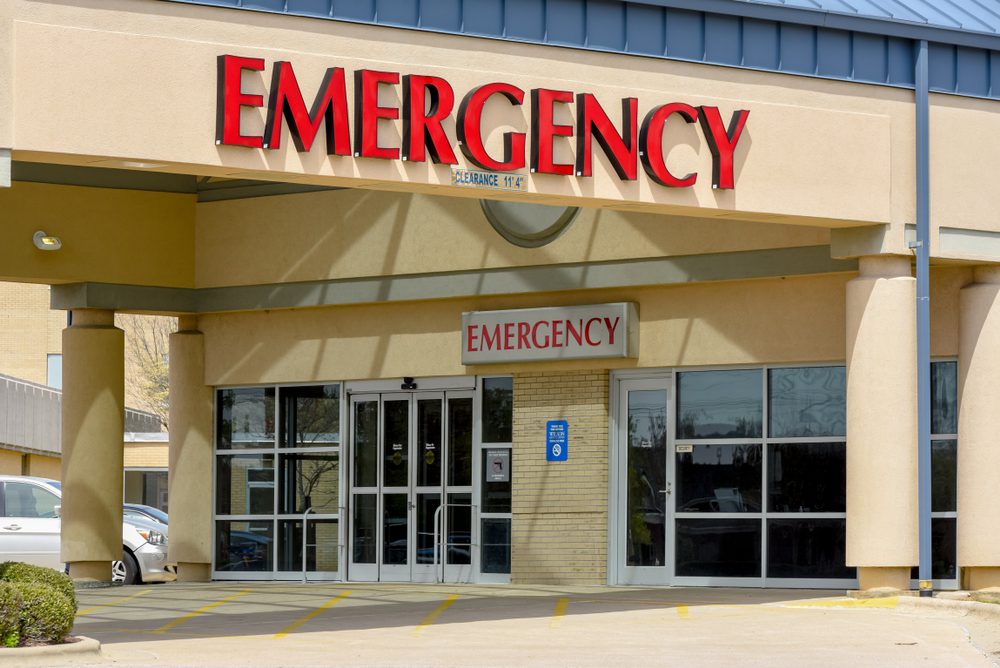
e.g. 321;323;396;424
0;475;175;584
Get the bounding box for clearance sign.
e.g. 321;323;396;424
462;304;638;364
216;56;750;190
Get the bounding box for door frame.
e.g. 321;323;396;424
346;386;478;583
609;370;675;586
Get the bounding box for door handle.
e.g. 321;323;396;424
3;524;21;531
659;483;672;496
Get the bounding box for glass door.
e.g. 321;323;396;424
442;392;474;584
379;393;412;582
348;394;380;581
616;378;672;585
412;393;444;582
348;391;476;583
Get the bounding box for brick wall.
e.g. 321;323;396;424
26;454;61;479
0;282;61;385
123;441;169;468
511;370;609;585
0;449;23;475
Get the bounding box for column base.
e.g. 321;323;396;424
176;562;212;582
68;561;111;583
858;566;910;591
963;567;1000;591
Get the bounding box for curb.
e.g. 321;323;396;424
0;636;102;666
895;596;1000;621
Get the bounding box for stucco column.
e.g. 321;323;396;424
168;316;214;582
61;309;124;582
845;255;917;591
958;266;1000;591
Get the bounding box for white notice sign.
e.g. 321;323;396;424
462;303;638;364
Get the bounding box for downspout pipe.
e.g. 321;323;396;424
913;39;933;597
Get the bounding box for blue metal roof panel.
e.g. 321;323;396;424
739;0;1000;34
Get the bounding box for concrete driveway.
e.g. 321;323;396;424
70;583;1000;667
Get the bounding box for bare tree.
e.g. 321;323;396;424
116;314;176;430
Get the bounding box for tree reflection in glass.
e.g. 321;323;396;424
626;390;667;567
677;370;762;439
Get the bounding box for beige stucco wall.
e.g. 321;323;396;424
196;190;830;288
0;9;11;150
200;272;851;385
2;0;928;235
511;370;608;584
0;182;195;287
0;1;994;294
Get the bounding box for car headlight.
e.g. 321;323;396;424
137;529;167;546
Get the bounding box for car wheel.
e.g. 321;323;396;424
115;551;141;585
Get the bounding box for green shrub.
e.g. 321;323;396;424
0;583;21;647
0;562;76;610
8;581;75;645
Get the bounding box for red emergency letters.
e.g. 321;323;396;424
216;55;750;189
465;317;621;353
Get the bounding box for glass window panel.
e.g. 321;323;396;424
123;471;144;507
383;494;408;565
217;388;275;449
677;370;762;438
482;377;513;443
626;389;667;567
481;449;512;513
144;471;169;511
279;453;339;515
481;518;511;574
768;367;845;437
352;494;377;564
278;519;339;572
931;440;957;513
3;483;59;518
215;520;273;572
416;493;441;565
448;398;474;486
931;361;957;435
676;444;762;512
417;399;443;487
383;400;409;488
767;519;854;579
216;454;274;515
353;401;378;487
768;443;846;512
910;518;957;580
675;519;761;577
280;385;340;448
447;492;472;565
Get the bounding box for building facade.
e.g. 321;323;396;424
0;0;998;591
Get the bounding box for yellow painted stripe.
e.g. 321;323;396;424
676;604;690;619
274;591;353;639
77;588;152;616
413;594;459;636
550;598;569;629
784;597;899;609
152;589;251;634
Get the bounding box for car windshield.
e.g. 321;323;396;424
126;505;168;524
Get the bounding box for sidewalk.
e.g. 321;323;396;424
68;583;1000;667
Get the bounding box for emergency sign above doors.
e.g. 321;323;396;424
462;303;638;364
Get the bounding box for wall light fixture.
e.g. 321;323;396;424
32;231;62;251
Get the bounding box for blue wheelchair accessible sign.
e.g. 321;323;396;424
546;420;568;461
